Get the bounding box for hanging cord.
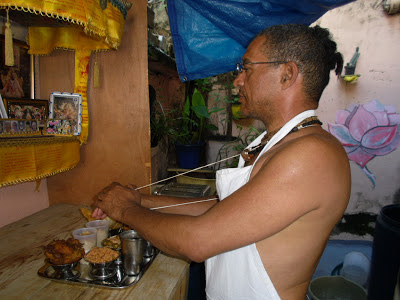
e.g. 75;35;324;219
150;197;219;210
135;153;240;190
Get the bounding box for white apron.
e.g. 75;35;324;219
205;110;316;300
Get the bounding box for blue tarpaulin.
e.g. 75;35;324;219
166;0;355;82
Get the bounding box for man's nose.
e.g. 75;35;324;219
233;72;244;88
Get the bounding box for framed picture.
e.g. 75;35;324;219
0;118;39;135
0;35;32;99
3;98;49;128
45;119;75;135
49;92;82;135
0;94;7;118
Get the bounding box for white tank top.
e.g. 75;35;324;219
205;110;316;300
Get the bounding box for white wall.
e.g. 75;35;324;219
0;180;49;228
315;0;400;214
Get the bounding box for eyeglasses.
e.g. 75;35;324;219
235;61;288;75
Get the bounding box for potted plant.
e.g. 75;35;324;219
169;87;222;169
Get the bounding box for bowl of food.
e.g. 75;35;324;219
85;246;120;279
102;235;121;250
43;238;85;279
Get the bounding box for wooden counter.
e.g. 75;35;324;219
0;203;189;299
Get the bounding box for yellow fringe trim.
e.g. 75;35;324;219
0;135;79;147
0;164;79;188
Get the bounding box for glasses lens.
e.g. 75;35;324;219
234;63;242;76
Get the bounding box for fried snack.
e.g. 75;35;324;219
80;207;96;222
85;247;119;264
44;238;85;265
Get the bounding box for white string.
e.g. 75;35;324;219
135;154;240;190
150;197;218;210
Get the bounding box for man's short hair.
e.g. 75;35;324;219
256;24;343;103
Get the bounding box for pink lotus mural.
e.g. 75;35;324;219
328;100;400;187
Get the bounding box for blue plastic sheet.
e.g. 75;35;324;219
167;0;355;82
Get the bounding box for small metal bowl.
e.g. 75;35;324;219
49;260;80;280
89;260;117;280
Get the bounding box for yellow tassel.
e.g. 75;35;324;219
93;60;100;88
35;179;42;192
5;9;14;67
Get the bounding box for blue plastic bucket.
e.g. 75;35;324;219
175;142;204;169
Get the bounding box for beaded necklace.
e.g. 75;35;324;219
241;116;322;162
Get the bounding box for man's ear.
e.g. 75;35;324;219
280;61;299;90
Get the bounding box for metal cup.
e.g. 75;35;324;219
144;240;155;257
120;230;145;275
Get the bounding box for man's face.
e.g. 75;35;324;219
233;36;282;120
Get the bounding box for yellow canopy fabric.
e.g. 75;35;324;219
0;136;81;188
0;0;127;49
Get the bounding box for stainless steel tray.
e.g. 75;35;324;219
37;250;159;289
154;182;211;198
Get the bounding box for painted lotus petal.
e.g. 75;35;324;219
363;99;385;113
389;113;400;127
373;111;390;126
336;109;351;125
348;106;377;141
343;145;359;154
361;125;398;149
384;104;397;114
363;133;400;156
347;147;375;168
328;123;359;146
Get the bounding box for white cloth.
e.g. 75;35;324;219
205;110;316;300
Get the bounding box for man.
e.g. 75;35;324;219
93;24;351;299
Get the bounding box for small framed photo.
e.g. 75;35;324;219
2;120;11;133
45;119;75;135
49;92;82;135
0;118;39;135
3;98;48;128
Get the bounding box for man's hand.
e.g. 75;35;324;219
92;182;141;222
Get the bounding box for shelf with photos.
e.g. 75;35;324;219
0;93;83;188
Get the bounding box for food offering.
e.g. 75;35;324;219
42;238;85;280
43;238;85;265
85;247;121;280
37;207;159;288
72;228;97;253
80;207;131;235
102;235;121;250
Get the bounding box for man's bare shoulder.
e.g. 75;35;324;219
262;128;349;170
251;127;351;211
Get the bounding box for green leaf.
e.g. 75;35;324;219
183;96;191;118
192;88;206;106
192;106;210;119
205;124;218;130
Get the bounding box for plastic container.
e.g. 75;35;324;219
368;204;400;300
86;220;109;247
72;227;97;253
341;251;370;287
308;276;367;300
